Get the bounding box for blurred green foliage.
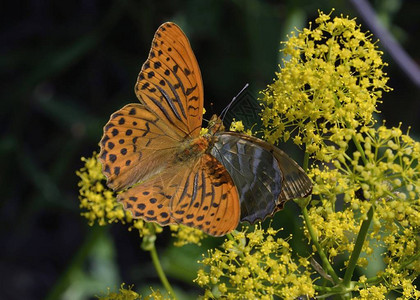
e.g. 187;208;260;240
1;0;419;299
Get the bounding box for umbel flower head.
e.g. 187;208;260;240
195;226;315;299
261;10;390;161
256;10;419;300
307;124;420;270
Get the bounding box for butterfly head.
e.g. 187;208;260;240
207;114;225;135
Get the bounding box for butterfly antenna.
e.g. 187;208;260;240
220;83;249;122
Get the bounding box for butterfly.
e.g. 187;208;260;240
99;22;312;236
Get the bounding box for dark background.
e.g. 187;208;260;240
1;0;419;299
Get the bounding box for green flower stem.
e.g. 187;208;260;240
149;242;178;300
227;232;245;259
351;133;368;165
314;285;341;293
303;151;310;172
314;284;353;300
399;251;420;270
302;207;340;284
342;205;374;287
314;286;352;300
226;232;235;241
314;285;350;294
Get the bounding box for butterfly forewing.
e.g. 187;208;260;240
99;103;180;191
211;132;312;223
231;133;313;201
135;22;204;137
271;147;313;202
211;133;283;223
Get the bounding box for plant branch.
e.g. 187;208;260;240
149;242;178;299
302;207;340;284
342;205;374;286
351;134;368;165
303;151;310;172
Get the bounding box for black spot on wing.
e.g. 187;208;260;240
185;85;197;96
154;61;162;69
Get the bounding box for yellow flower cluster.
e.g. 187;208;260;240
229;119;253;136
229;120;245;132
98;284;141;300
259;10;419;299
355;283;388;300
307;124;420;262
97;284;169;300
260;10;390;160
76;154;133;226
306;123;420;296
356;271;420;299
170;225;205;247
195;226;315;299
76;153;204;245
305;199;361;259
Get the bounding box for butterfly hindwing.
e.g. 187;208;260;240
117;168;184;226
117;155;240;236
270;146;313;202
170;154;240;236
135;22;204;137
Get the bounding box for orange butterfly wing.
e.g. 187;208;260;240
117;154;240;236
170;155;240;236
135;22;204;137
117;166;183;227
99;103;181;191
99;22;241;236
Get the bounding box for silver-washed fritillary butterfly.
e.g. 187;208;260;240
99;22;312;236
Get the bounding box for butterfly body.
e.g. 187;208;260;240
99;22;312;236
175;136;212;162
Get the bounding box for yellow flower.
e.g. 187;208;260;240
259;10;418;298
357;284;388;300
229;119;245;132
